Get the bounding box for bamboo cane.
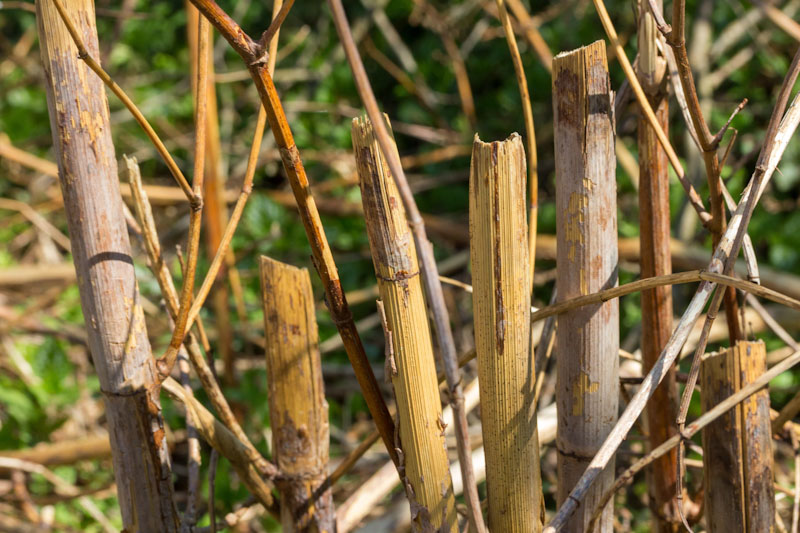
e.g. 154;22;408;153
35;0;178;527
553;40;619;533
701;340;775;532
739;341;776;532
470;133;543;532
700;346;747;531
259;257;335;532
352;116;456;531
637;2;681;529
545;62;800;533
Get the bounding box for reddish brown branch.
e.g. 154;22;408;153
186;0;397;465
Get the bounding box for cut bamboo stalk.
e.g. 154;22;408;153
469;133;543;532
636;2;681;529
546;84;800;533
259;256;335;532
35;0;178;528
701;340;775;533
552;40;619;533
739;340;776;533
701;345;747;531
352;116;456;531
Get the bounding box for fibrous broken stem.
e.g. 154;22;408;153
494;0;538;290
157;13;208;381
326;1;485;530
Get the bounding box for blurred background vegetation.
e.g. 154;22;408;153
1;0;800;530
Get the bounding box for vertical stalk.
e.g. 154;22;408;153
739;341;775;532
35;0;178;528
667;0;742;343
493;0;539;289
701;340;775;532
325;1;481;524
700;346;747;531
637;2;680;530
470;133;543;533
186;4;235;383
352;116;457;531
259;257;335;532
552;40;619;532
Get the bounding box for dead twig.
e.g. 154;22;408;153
531;270;800;323
156;13;208;381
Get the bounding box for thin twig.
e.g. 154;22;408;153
710;98;748;147
327;2;485;530
591;0;711;226
48;0;198;207
530;270;800;324
256;0;294;55
156;13;209;381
